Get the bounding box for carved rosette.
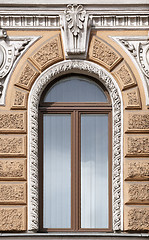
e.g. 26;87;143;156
28;60;122;231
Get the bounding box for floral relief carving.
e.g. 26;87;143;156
128;114;149;131
0;207;26;231
126;89;141;108
127;184;149;203
127;136;149;156
30;35;63;71
65;4;86;36
126;161;149;180
127;208;149;231
114;63;136;90
0;113;26;132
0;160;26;180
14;91;25;106
0;183;26;204
16;63;39;90
0;136;26;156
89;36;122;71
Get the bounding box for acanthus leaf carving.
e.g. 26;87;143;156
62;4;91;59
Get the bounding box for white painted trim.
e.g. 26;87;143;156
111;36;149;106
28;60;123;231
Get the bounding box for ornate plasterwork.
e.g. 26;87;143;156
111;36;149;106
28;60;123;231
0;32;40;106
61;5;91;58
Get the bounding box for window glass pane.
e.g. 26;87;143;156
81;114;109;228
44;76;107;102
43;114;71;228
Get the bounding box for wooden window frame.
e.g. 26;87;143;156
38;75;112;232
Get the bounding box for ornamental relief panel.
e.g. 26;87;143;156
11;88;28;110
126;135;149;157
15;61;39;91
112;62;136;90
124;160;149;181
29;34;64;71
88;35;122;71
0;183;26;204
0;207;26;231
125;112;149;132
0;111;26;133
125;182;149;204
125;207;149;231
123;87;141;109
0;135;26;157
0;159;26;180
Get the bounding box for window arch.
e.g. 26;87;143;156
39;74;112;231
28;60;123;232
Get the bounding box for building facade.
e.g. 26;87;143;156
0;1;148;239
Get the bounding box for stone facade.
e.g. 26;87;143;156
0;2;148;236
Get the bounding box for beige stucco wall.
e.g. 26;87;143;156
0;29;148;232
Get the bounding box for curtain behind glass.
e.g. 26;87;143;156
43;114;71;228
81;114;109;228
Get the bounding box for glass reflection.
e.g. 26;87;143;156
81;114;109;228
43;114;71;228
44;75;107;102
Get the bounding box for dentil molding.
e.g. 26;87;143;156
28;60;123;231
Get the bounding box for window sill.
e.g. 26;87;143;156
0;232;149;238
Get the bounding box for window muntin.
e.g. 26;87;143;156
44;75;108;103
39;74;112;232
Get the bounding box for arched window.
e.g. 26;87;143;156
39;74;112;232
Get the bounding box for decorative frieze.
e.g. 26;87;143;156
124;87;141;109
88;35;122;71
0;135;26;157
29;34;63;71
0;206;26;231
15;62;39;91
126;112;149;132
124;160;149;181
0;159;26;180
0;112;26;133
125;183;149;204
125;207;149;231
113;62;136;90
11;88;28;110
0;183;26;204
126;135;149;157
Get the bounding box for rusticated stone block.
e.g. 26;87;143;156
125;112;149;133
125;207;149;231
0;206;26;231
0;182;26;204
113;62;136;90
0;135;26;157
124;159;149;180
15;61;39;90
88;35;122;71
124;87;141;109
11;88;28;110
0;159;26;180
0;112;26;133
125;182;149;204
30;34;64;71
126;135;149;157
